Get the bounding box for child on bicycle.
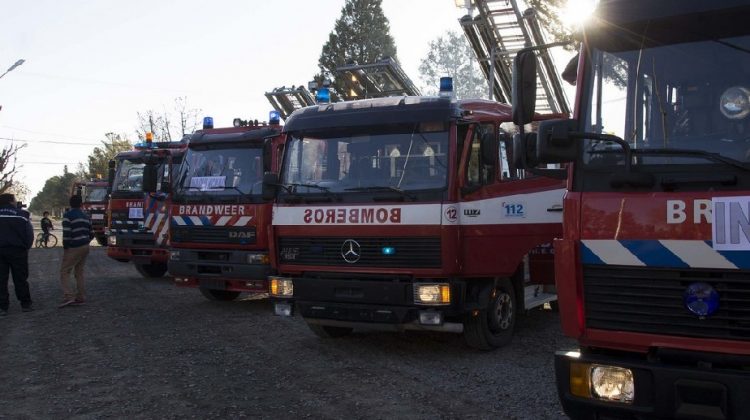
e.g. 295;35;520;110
41;211;54;245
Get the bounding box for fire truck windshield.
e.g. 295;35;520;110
280;125;449;196
113;159;146;192
583;35;750;167
82;186;108;202
176;146;264;197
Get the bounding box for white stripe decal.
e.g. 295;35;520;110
151;214;164;233
458;188;565;225
234;216;253;226
145;213;154;228
583;240;646;266
189;216;203;226
216;216;232;226
172;216;186;226
659;240;737;270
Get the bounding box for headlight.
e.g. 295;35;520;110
413;283;451;305
247;253;270;264
720;86;750;119
570;361;634;404
107;235;117;246
169;250;180;261
269;277;293;297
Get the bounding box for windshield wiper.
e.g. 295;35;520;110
629;148;749;172
345;186;417;201
283;183;341;202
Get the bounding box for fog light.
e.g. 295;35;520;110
107;235;117;246
269;277;293;297
169;250;180;260
591;365;634;403
274;302;293;317
414;283;451;305
418;310;443;325
247;253;270;264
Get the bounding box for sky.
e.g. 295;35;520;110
0;0;580;201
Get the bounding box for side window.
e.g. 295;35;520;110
466;124;496;186
498;130;519;180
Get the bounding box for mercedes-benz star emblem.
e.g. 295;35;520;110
341;239;361;263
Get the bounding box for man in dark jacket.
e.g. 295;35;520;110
0;193;34;316
59;195;94;307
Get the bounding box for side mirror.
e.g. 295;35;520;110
262;172;279;201
512;133;539;169
536;119;578;164
142;164;158;193
512;49;538;126
160;181;171;194
107;160;116;193
480;131;497;166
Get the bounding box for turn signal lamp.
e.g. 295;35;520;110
414;283;451;305
269;277;293;297
203;116;214;130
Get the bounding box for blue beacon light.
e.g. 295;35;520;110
203;116;214;129
382;246;396;256
439;76;453;98
269;110;281;124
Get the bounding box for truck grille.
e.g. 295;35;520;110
171;226;257;245
583;265;750;341
278;236;441;268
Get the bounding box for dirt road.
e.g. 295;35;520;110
0;247;573;419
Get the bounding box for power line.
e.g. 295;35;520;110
0;125;105;143
0;136;101;146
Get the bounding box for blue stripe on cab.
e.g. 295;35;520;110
619;240;689;268
580;242;606;265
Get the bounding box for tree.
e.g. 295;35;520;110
7;181;30;203
317;0;398;96
84;133;133;180
525;0;573;48
28;166;77;217
418;31;487;100
136;96;201;142
0;142;26;194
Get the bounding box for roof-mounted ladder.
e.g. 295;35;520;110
460;0;569;115
335;57;421;100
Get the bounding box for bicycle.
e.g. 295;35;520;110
35;232;58;248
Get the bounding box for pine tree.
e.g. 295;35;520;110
317;0;398;96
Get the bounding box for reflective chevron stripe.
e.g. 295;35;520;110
581;240;750;269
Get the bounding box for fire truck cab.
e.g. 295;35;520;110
166;115;285;301
72;179;109;246
266;87;565;349
512;0;750;417
106;136;187;278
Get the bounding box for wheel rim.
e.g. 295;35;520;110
490;290;513;332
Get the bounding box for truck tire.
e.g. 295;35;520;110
464;278;516;350
95;235;107;246
199;289;241;301
306;322;353;339
135;263;168;278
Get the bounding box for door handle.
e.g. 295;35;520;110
546;205;563;212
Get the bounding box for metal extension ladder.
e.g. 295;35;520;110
460;0;569;115
264;86;317;120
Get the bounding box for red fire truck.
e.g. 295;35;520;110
72;179;109;246
265;84;565;349
512;0;750;417
106;134;187;278
166;115;285;301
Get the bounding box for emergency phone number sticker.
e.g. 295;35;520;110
501;201;526;218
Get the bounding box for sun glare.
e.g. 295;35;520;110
560;0;598;28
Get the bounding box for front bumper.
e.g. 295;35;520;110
555;349;750;420
169;248;271;292
106;232;166;264
272;276;466;332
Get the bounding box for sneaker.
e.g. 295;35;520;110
58;299;76;308
70;299;85;306
21;305;34;312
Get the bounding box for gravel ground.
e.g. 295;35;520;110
0;247;575;419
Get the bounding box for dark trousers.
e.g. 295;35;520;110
0;250;32;310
